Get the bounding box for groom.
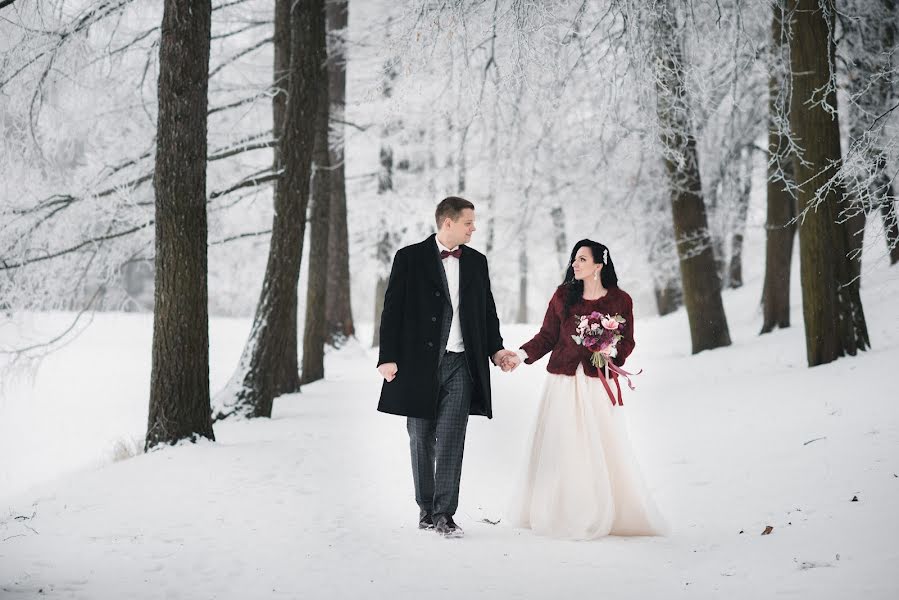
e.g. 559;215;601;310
376;196;520;538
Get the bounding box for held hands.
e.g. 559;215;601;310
492;349;522;373
377;362;398;382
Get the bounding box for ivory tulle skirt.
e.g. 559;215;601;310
509;365;668;539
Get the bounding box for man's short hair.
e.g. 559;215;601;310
435;196;475;228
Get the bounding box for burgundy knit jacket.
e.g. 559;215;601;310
520;285;635;378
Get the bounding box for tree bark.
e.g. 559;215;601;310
761;3;797;334
653;2;731;353
272;0;290;182
789;0;869;366
324;0;355;345
301;24;331;386
219;0;325;418
146;0;214;449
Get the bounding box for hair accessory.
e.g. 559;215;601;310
602;248;608;264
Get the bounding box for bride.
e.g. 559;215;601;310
507;239;667;539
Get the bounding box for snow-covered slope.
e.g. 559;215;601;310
1;257;897;598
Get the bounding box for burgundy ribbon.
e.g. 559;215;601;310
599;363;643;406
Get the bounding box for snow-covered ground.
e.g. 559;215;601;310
2;254;898;598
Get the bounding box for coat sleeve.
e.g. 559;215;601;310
377;248;407;367
484;256;504;359
520;288;563;364
613;292;635;367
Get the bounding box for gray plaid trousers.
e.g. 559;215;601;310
407;351;472;517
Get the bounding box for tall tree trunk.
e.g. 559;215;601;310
217;0;325;419
761;3;798;333
301;6;331;386
325;0;355;345
788;0;869;366
728;150;751;289
272;0;290;183
653;2;731;353
146;0;214;449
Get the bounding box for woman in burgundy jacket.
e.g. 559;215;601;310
508;239;667;540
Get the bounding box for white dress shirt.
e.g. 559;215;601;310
436;238;466;353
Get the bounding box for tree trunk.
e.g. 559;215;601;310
516;228;528;323
324;0;355;345
146;0;214;449
788;0;869;366
728;152;751;290
653;2;731;353
761;3;798;333
649;181;683;316
218;0;325;419
301;9;332;386
881;183;899;265
272;0;290;182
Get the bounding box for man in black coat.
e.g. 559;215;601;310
377;196;519;538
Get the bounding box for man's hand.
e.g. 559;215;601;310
492;349;520;372
502;353;522;372
378;362;398;382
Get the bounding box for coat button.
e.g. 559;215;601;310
427;341;434;347
435;291;441;297
431;316;437;322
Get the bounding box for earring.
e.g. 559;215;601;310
593;271;599;281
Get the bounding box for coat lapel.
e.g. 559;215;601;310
422;235;451;301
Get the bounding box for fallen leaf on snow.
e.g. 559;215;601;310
761;525;773;535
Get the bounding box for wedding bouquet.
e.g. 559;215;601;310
571;311;642;404
571;311;626;370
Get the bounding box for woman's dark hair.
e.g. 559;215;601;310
561;239;619;315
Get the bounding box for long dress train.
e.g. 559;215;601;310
509;364;668;539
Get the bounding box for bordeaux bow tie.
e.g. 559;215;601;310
440;248;462;260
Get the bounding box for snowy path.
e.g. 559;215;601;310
2;266;898;598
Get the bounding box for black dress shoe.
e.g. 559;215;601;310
434;514;463;538
419;511;434;530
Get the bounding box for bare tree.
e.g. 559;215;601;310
324;0;355;346
652;0;732;353
216;0;325;418
788;0;869;366
301;12;332;385
145;0;215;449
761;1;797;333
840;0;899;271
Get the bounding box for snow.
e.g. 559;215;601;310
2;259;898;598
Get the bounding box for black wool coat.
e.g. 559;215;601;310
376;234;504;419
